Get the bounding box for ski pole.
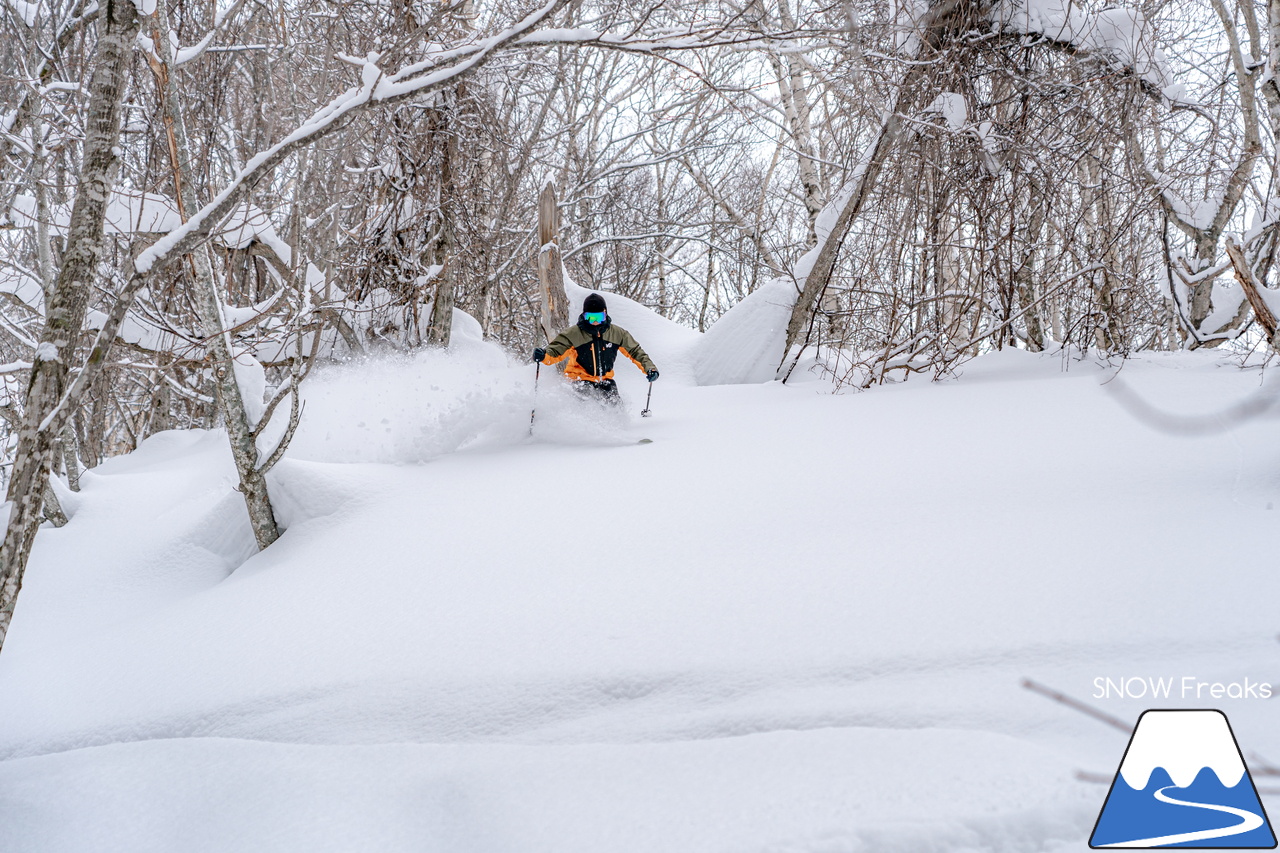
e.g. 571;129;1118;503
641;381;653;417
529;362;541;434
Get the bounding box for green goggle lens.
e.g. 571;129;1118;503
584;311;606;324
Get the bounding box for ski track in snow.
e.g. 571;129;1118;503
0;634;1258;760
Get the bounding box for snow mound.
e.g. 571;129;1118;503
0;727;1094;853
5;338;1280;852
690;279;795;385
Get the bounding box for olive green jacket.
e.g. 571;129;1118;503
541;318;656;381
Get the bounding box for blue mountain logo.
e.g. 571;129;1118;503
1091;709;1277;848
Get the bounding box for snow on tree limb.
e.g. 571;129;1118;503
134;0;575;276
40;0;748;436
133;0;742;279
991;0;1174;95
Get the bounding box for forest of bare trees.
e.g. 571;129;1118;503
1;0;1278;649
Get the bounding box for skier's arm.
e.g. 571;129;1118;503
616;329;656;374
541;331;575;365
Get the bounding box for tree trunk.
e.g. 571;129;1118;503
0;0;140;653
537;182;570;342
698;241;715;333
426;85;465;348
1014;178;1047;351
425;220;456;346
0;0;103;216
150;1;280;549
654;165;670;316
62;423;82;492
478;74;561;336
777;66;918;378
1143;0;1262;343
772;0;824;246
1225;237;1280;348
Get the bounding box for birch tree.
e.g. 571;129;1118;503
0;0;140;649
146;0;287;548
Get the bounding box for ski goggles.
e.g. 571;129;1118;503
584;311;606;325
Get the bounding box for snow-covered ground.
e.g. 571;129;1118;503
2;298;1278;851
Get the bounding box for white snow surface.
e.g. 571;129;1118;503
9;0;38;27
231;348;267;426
1161;187;1225;232
691;279;795;385
11;190;182;236
1118;710;1245;790
9;192;293;267
1200;279;1247;339
175;30;216;66
2;297;1280;852
84;304;198;354
928;92;968;131
218;201;293;265
0;264;44;314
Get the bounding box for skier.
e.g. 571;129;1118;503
532;292;659;403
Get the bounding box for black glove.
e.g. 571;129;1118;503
646;369;659;382
532;347;546;364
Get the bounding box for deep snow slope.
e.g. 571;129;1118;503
1;338;1278;853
